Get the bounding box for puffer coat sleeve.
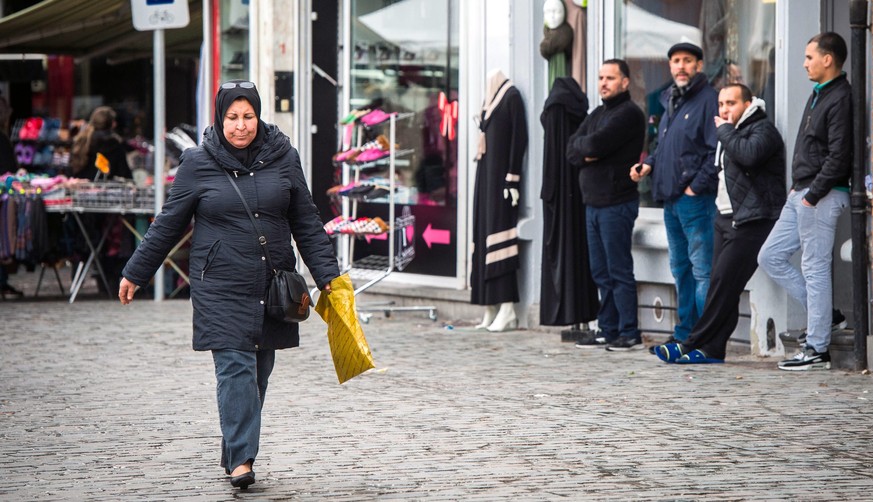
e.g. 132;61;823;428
121;150;199;287
284;151;339;289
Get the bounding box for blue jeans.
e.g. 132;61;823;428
663;193;716;341
213;349;275;474
587;200;639;340
758;188;848;352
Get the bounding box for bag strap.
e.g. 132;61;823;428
222;169;276;273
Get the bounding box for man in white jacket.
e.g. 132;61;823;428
653;83;786;364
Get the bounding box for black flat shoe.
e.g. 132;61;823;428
230;470;255;489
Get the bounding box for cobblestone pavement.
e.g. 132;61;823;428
2;290;873;500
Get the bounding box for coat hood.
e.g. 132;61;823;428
201;122;293;173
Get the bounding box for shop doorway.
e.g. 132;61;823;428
309;1;340;221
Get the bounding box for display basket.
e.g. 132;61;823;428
134;186;156;210
41;186;71;208
69;181;136;210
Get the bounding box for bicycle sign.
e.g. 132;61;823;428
131;0;190;31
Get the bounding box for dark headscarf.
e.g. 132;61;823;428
214;79;267;168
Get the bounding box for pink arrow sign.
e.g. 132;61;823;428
422;223;451;248
364;232;388;244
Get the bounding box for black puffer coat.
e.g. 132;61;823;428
716;106;786;226
122;124;339;351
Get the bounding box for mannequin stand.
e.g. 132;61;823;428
475;305;498;330
487;302;518;332
561;323;592;343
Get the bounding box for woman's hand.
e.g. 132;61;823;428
118;277;138;305
322;284;332;294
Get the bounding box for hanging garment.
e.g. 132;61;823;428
539;77;599;326
470;71;528;306
563;0;588;89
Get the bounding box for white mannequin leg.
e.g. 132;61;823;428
475;305;499;329
487;302;518;332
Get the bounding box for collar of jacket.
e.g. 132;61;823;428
673;72;708;100
603;90;631;109
202;123;292;173
813;71;847;92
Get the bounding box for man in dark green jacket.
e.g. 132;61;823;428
758;32;852;371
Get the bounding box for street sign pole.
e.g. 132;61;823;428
131;0;189;302
153;27;166;301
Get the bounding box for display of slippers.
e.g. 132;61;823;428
323;215;350;234
655;342;686;363
675;349;724;364
353;135;392;164
345;184;376;198
332;135;389;165
327;183;355;196
358;216;389;234
363;185;393;200
340;108;371;125
336;217;389;235
359;109;395;127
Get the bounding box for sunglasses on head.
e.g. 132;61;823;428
220;81;255;90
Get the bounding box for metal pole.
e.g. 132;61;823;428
849;0;869;370
154;28;166;301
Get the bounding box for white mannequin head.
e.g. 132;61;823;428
543;0;566;30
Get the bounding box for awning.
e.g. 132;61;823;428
0;0;202;63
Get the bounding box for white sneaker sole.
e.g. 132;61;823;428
777;361;831;371
605;344;644;352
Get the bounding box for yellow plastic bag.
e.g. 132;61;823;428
315;273;375;384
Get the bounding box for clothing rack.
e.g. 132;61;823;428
330;110;437;322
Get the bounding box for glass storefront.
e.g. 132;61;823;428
215;0;250;89
344;0;460;277
614;0;776;207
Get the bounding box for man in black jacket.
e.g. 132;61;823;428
758;32;852;371
566;59;646;351
654;84;785;363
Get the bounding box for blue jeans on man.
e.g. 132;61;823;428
663;193;716;341
587;199;639;341
213;349;275;474
757;188;849;352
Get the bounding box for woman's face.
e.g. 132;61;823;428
223;98;258;149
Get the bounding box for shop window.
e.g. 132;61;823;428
615;0;776;207
349;0;459;208
216;0;249;86
343;0;460;278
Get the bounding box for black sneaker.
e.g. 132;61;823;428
832;309;848;330
777;346;831;371
797;309;849;345
605;336;643;352
575;331;608;348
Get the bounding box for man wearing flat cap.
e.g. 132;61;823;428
630;41;718;346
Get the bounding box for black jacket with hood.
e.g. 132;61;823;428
122;123;339;351
715;102;786;226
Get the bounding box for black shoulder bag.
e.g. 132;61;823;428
223;169;311;323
